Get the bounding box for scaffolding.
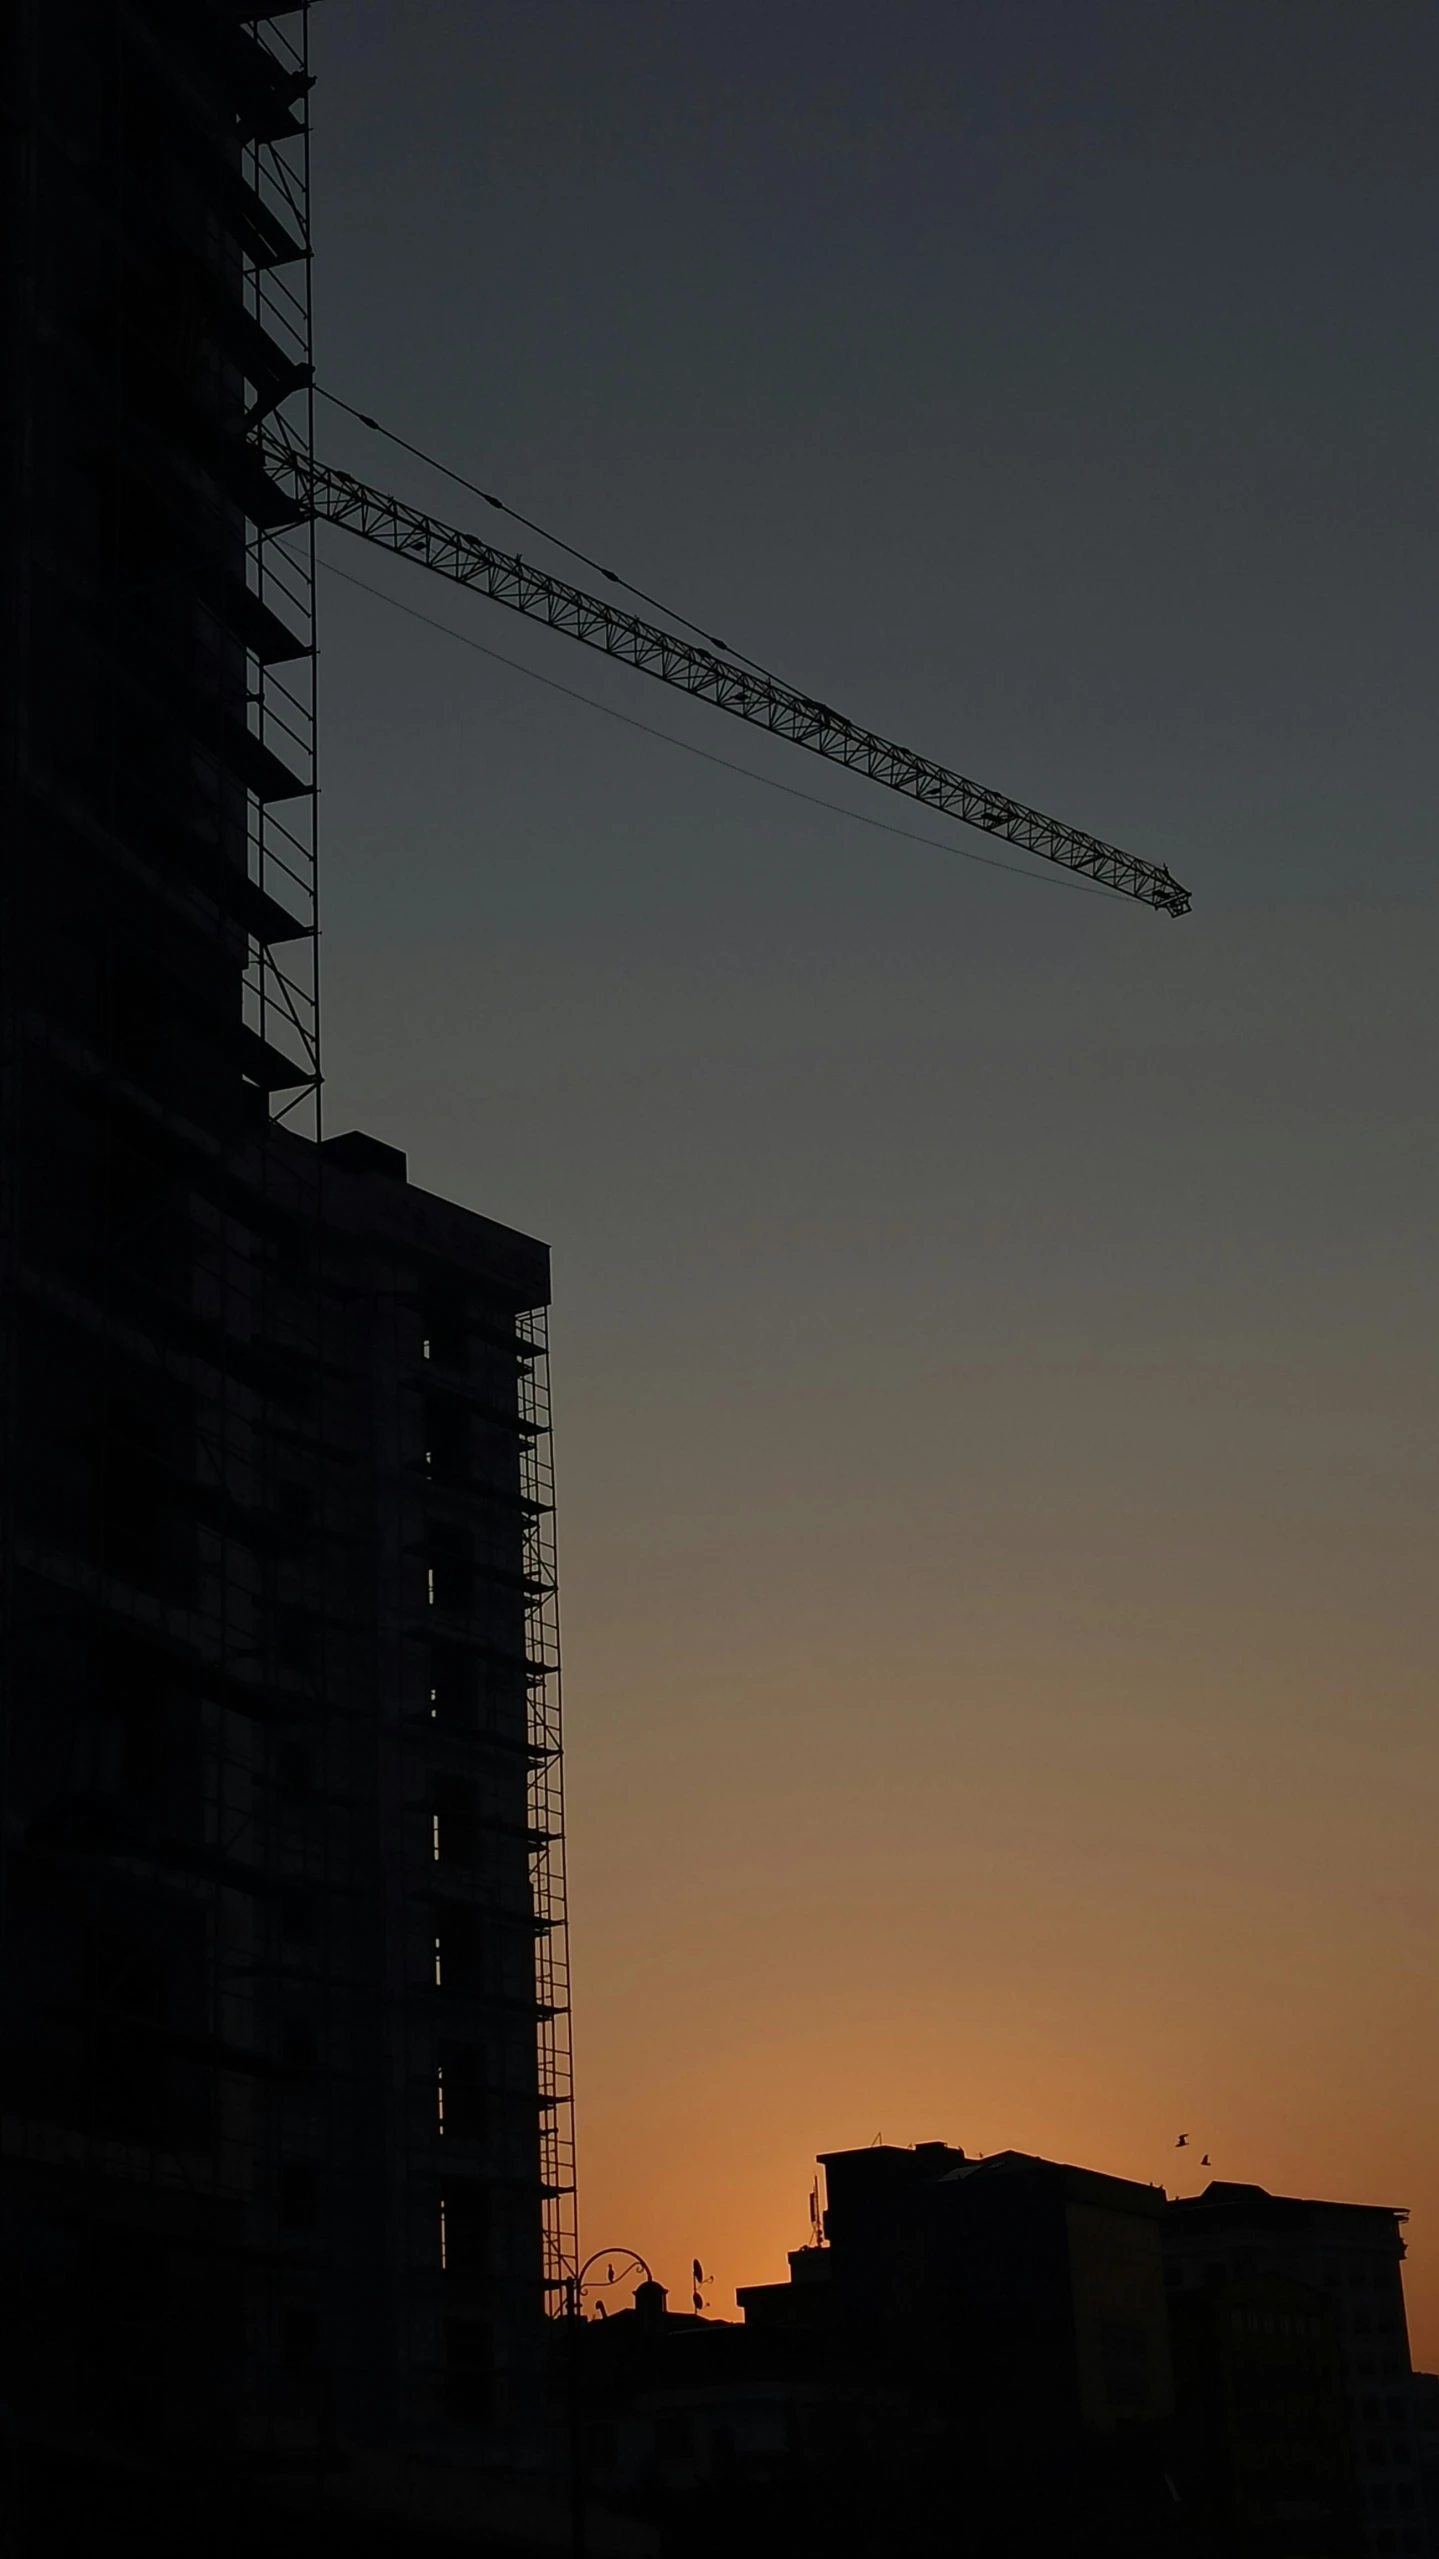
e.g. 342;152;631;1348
242;5;320;1129
517;1308;577;2308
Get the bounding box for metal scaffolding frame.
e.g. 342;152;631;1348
517;1307;577;2307
243;6;321;1126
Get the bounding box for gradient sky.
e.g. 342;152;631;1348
308;3;1439;2351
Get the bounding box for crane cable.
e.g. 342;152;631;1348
284;413;1189;914
315;384;778;679
319;551;1119;900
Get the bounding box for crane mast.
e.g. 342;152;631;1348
262;434;1192;919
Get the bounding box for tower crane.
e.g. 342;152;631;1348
260;431;1192;920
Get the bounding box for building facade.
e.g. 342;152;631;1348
1165;2182;1426;2558
1;0;570;2527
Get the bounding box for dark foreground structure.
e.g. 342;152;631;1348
1;5;574;2543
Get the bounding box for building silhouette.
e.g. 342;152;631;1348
1;2;571;2533
1165;2182;1427;2558
582;2142;1187;2556
578;2146;1436;2559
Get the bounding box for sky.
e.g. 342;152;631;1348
307;2;1439;2351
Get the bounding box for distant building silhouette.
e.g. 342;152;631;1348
1165;2182;1426;2558
578;2147;1435;2559
583;2142;1187;2555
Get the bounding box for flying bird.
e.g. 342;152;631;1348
1201;2154;1211;2167
1175;2134;1189;2149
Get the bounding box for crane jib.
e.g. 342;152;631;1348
260;435;1192;919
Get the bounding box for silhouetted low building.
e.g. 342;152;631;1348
581;2142;1187;2557
576;2279;872;2551
754;2140;1177;2433
580;2149;1433;2559
1165;2182;1423;2558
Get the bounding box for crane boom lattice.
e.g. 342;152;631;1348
264;435;1191;917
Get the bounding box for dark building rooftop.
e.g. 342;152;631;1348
1169;2181;1409;2243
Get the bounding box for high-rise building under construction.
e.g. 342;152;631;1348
0;1;573;2527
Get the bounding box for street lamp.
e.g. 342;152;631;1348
565;2247;655;2559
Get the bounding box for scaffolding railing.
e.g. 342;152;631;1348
516;1308;576;2309
243;5;320;1128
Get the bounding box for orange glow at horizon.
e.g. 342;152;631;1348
575;1988;1439;2369
562;1451;1439;2366
577;2045;1439;2367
